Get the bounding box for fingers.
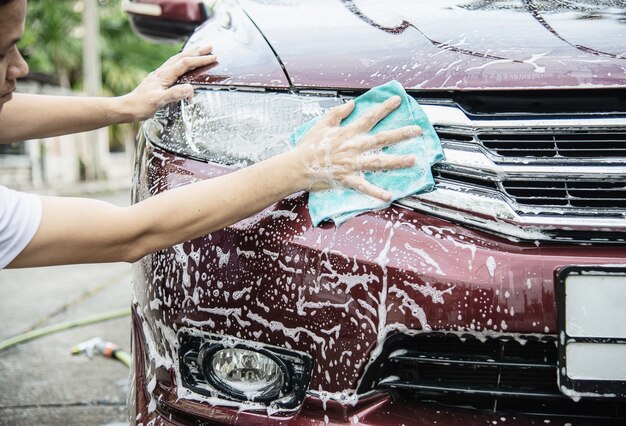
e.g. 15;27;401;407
155;46;217;86
365;125;422;150
162;84;194;104
189;45;214;56
346;95;402;133
342;175;393;202
355;154;416;171
323;100;355;126
166;55;218;81
164;45;213;66
305;95;423;203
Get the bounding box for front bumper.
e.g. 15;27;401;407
130;143;626;425
132;309;623;426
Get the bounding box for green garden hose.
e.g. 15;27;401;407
0;307;130;353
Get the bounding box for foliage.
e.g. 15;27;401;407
20;0;82;88
97;0;181;149
98;0;181;97
20;0;182;149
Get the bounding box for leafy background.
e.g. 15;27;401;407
19;0;181;150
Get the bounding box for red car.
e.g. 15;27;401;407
125;1;626;424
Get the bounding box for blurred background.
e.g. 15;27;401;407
0;0;180;192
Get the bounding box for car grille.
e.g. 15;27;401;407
443;129;626;209
400;103;626;241
434;124;626;213
501;179;626;209
432;169;626;211
359;333;626;421
478;132;626;159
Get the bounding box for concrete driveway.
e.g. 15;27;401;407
0;190;133;426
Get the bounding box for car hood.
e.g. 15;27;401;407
187;0;626;91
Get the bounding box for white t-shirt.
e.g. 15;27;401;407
0;185;42;269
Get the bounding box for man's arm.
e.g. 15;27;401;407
8;97;421;268
0;93;133;142
11;150;307;267
0;46;216;144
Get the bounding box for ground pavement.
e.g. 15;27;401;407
0;190;133;426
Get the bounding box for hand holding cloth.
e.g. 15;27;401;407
290;80;444;226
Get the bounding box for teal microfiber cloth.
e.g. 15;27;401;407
290;80;444;226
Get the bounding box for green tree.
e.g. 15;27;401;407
20;0;82;88
98;0;181;150
21;0;182;149
99;0;181;96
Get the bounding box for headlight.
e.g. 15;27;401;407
146;89;344;167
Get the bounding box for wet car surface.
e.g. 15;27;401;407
126;0;626;424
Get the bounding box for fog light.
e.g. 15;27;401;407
199;345;289;402
179;331;312;411
212;348;284;393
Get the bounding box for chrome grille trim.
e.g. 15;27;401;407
439;146;626;176
421;105;626;130
398;188;626;242
406;104;626;240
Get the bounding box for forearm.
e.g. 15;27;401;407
9;151;306;267
0;47;217;144
0;93;134;143
129;150;305;257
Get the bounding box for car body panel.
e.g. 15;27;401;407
138;146;625;392
182;0;626;90
180;4;290;87
131;143;626;424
